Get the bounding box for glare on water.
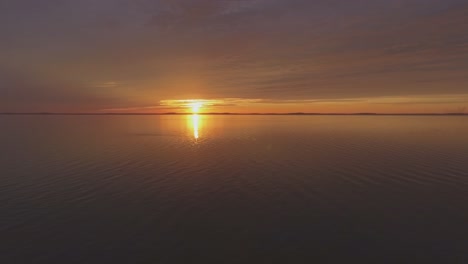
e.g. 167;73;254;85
191;114;200;139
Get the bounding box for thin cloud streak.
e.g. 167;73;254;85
99;94;468;113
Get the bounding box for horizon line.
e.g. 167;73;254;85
1;112;467;116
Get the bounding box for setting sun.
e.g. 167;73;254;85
189;102;203;113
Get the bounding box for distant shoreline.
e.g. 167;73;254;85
1;112;467;116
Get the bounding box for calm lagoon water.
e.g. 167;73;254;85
1;115;468;263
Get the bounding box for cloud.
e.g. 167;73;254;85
92;82;120;88
1;0;468;112
0;68;133;112
99;94;468;113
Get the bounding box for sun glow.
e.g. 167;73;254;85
189;101;203;113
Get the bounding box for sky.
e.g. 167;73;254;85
1;0;467;113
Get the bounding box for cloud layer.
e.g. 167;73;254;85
1;0;467;112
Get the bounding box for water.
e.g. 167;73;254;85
1;115;467;263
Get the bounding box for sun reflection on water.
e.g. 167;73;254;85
191;114;200;139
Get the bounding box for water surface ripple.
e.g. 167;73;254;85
1;115;467;263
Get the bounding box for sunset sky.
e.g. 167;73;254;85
1;0;467;113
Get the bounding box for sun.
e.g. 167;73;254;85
189;101;203;114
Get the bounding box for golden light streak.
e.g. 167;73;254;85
192;114;200;139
